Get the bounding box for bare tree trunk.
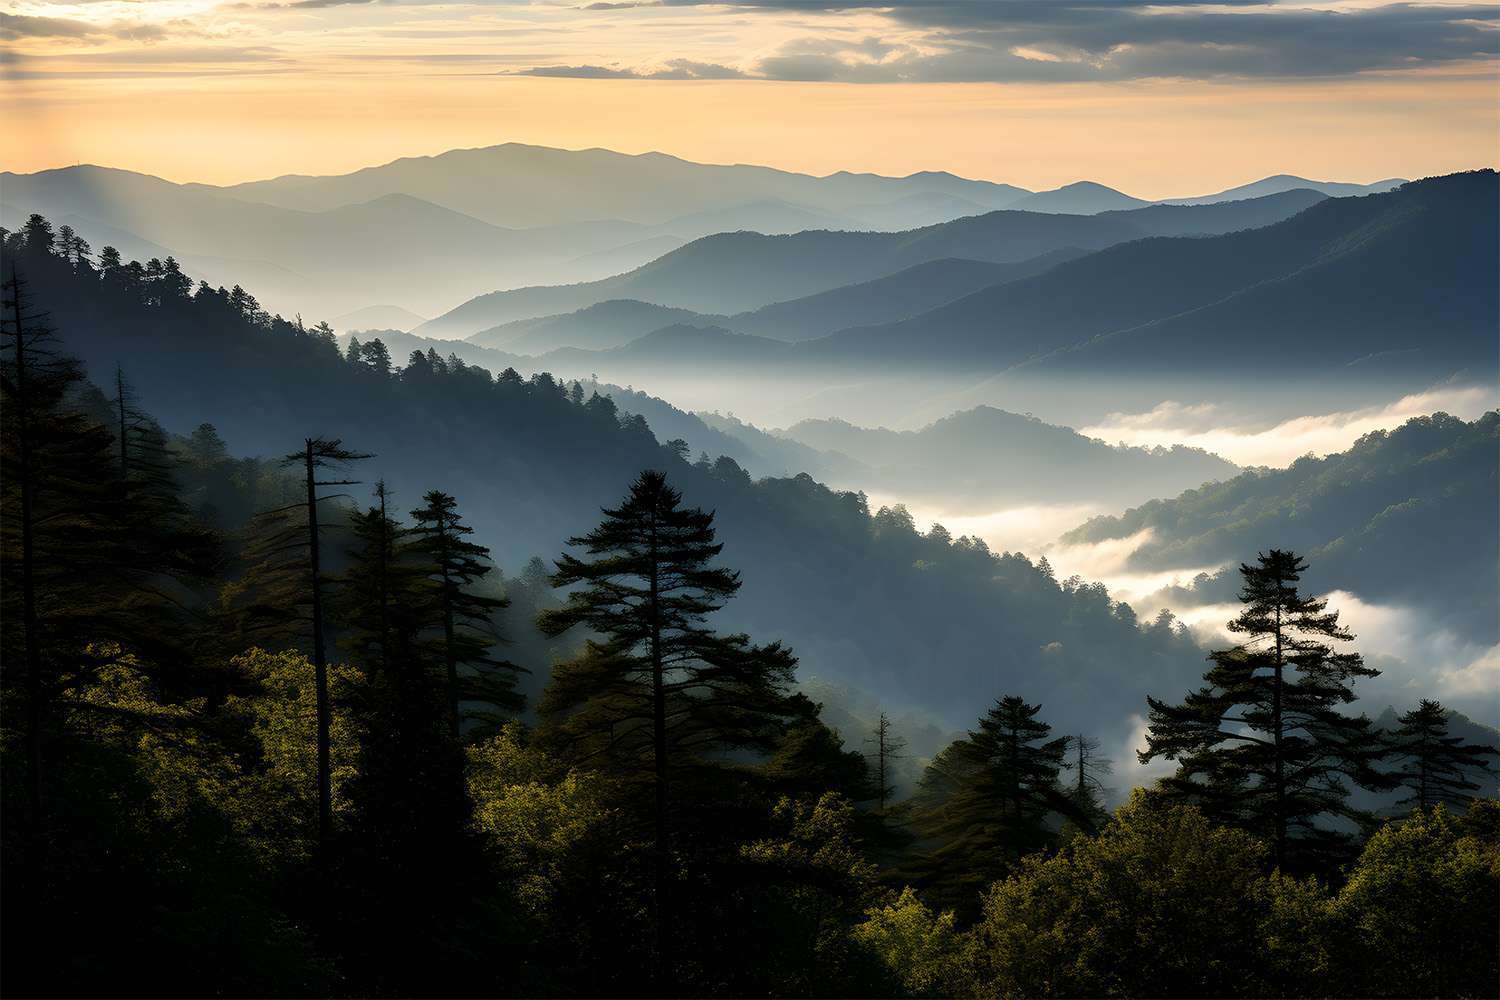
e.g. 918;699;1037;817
648;503;670;987
304;440;332;858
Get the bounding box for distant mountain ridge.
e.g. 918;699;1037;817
420;188;1328;338
777;406;1239;507
3;147;1408;327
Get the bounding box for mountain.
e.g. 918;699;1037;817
779;407;1239;507
1009;181;1151;214
330;303;427;333
1030;172;1498;377
417;192;1324;339
206;144;1034;228
802;172;1497;377
727;251;1085;342
541;324;794;370
1093;188;1328;237
470;299;727;353
1062;410;1500;646
8;222;1210;752
0;167;608;318
1163;174;1407;206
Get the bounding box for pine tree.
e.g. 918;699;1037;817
336;484;479;994
537;469;803;978
0;263;109;829
1140;550;1390;870
909;696;1082;912
865;712;908;812
406;490;522;739
1386;700;1497;811
338;481;428;680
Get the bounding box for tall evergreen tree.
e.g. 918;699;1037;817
537;469;803;978
910;696;1084;910
1140;550;1390;869
338;481;427;680
336;483;482;995
406;490;522;739
1386;699;1497;811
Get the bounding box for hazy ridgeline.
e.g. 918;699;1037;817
1;155;1497;998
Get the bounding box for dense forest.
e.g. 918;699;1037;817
3;216;1498;997
1064;411;1500;646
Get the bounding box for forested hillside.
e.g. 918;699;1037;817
1063;411;1500;645
2;215;1206;741
3;211;1496;999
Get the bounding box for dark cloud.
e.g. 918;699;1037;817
0;12;103;40
517;58;745;79
0;11;199;43
596;1;1500;82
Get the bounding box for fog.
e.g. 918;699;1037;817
1078;382;1500;466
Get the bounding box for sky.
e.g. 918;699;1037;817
1;0;1497;193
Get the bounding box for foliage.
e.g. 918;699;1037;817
1141;550;1389;870
1328;801;1500;997
852;887;960;997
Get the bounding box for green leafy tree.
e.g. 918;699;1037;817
852;887;960;998
1330;801;1500;998
964;792;1276;998
1385;699;1498;810
1140;550;1389;869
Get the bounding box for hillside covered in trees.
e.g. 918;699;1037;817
1062;411;1500;646
3;214;1497;998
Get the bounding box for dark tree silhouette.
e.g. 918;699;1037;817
1140;550;1390;869
910;696;1086;912
1064;734;1113;821
339;481;427;680
284;437;368;856
538;469;802;980
406;490;521;739
865;711;908;812
1387;699;1498;810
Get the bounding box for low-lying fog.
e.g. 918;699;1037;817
831;379;1499;741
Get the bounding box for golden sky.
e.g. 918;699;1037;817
2;0;1497;195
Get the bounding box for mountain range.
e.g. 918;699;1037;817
510;171;1495;388
775;408;1239;508
418;188;1330;338
3;145;1401;325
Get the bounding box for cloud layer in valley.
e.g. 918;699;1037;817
1079;382;1500;467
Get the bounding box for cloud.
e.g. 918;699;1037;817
1080;383;1500;468
584;1;1500;82
516;58;745;79
1;12;104;40
0;12;210;46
